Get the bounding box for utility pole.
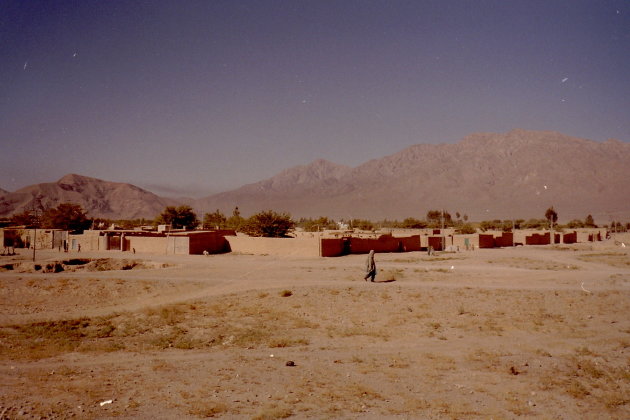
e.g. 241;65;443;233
165;222;172;255
441;209;445;251
31;194;43;262
550;212;554;245
32;225;37;261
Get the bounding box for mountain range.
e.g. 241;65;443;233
0;174;180;220
1;130;629;223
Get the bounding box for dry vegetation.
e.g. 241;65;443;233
577;252;630;268
0;242;629;419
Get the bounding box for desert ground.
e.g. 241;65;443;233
1;234;629;419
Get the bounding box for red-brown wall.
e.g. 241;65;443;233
563;231;577;244
428;236;445;251
187;232;230;255
398;235;421;252
478;234;495;248
320;238;346;257
494;232;513;248
525;232;560;245
319;235;421;257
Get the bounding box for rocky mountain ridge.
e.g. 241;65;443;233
0;174;179;220
196;129;630;222
1;130;629;222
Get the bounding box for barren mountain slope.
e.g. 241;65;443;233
196;129;630;221
2;130;628;222
0;174;179;220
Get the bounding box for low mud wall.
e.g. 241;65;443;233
320;235;421;257
452;234;479;250
226;236;320;257
563;231;577;244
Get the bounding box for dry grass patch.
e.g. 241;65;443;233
252;403;293;420
423;352;457;370
421;255;466;262
268;337;309;348
187;400;228;417
537;351;630;412
578;252;630;268
426;268;452;273
379;268;404;281
0;294;322;360
326;324;389;340
391;257;422;263
488;257;579;270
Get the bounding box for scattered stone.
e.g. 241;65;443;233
285;361;295;367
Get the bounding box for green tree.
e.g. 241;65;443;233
226;206;245;230
203;209;227;229
479;219;502;231
426;210;453;228
113;218;151;229
241;210;295;237
521;218;546;229
350;219;375;231
156;205;199;230
545;206;558;228
426;210;441;226
41;203;91;232
300;217;337;232
10;209;39;228
566;219;585;229
584;214;596;227
401;217;428;229
458;223;476;234
377;219;394;228
501;220;514;232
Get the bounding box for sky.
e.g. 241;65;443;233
1;0;628;197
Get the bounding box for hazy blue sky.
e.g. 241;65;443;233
1;0;628;197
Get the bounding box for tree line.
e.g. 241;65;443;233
5;203;628;237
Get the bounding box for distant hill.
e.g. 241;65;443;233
0;174;180;220
2;130;628;223
194;129;630;222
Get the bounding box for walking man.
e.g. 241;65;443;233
364;250;377;282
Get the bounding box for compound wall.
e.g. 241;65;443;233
562;231;577;244
452;234;479;250
525;232;560;245
226;236;320;257
478;234;495;248
187;232;230;254
494;232;514;248
320;238;347;257
320;235;421;257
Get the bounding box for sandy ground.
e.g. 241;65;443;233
1;234;629;419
